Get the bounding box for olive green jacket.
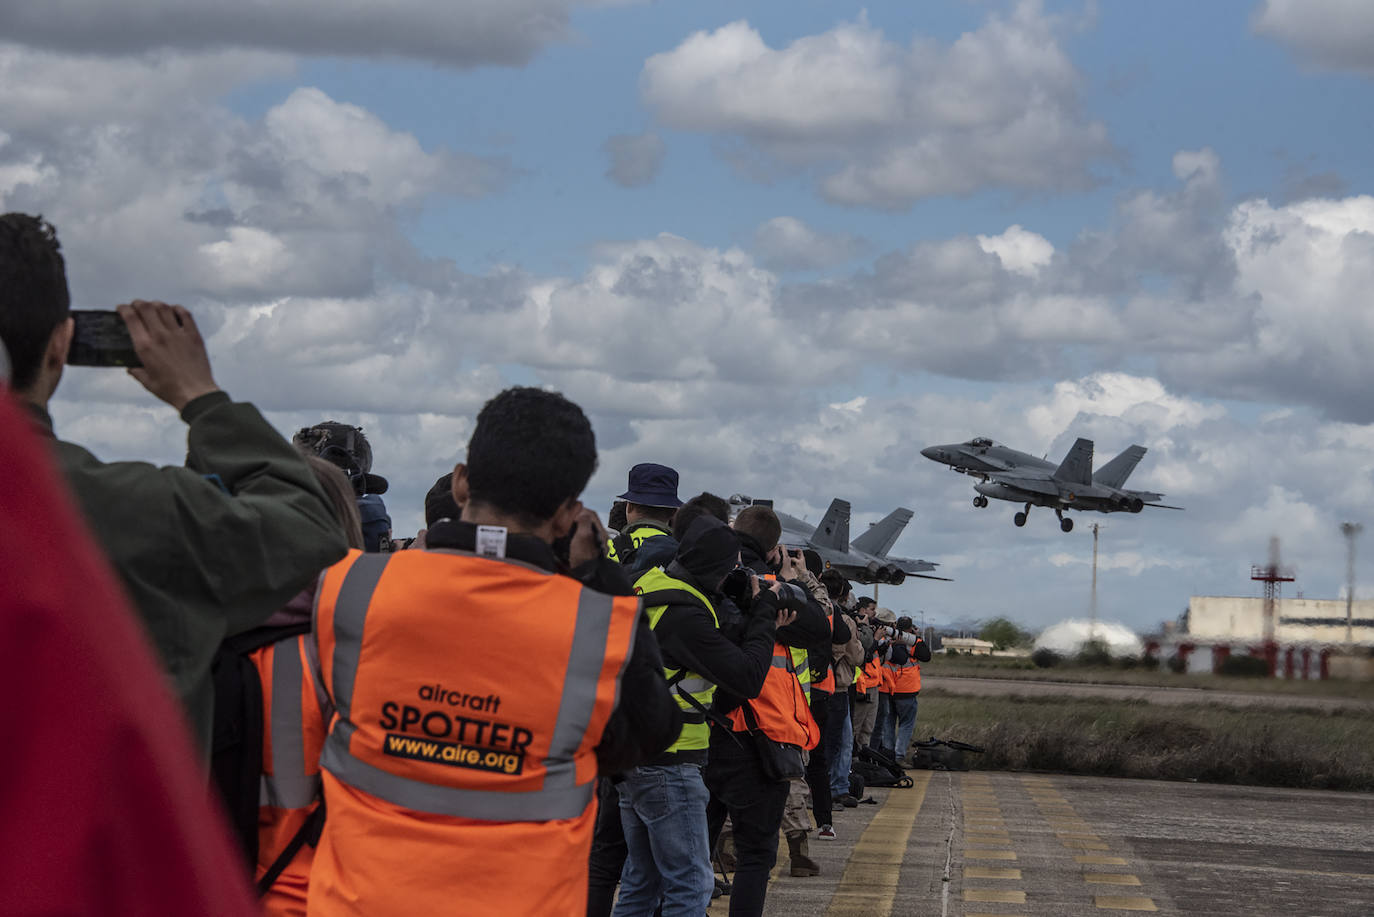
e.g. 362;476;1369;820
29;392;349;756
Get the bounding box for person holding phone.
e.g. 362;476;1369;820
0;211;348;759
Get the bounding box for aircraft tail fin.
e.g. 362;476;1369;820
851;507;914;557
1052;438;1094;486
810;498;851;552
1095;445;1147;489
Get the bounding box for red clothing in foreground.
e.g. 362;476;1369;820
0;391;258;917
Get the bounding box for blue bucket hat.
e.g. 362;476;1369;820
617;462;683;508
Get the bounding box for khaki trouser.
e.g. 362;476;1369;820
851;687;879;748
781;776;813;835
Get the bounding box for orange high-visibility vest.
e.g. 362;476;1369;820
811;613;836;694
884;641;923;694
879;662;895;694
253;634;330;917
309;549;640;917
727;641;821;749
855;657;882;693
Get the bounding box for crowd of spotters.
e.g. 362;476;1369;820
0;212;930;917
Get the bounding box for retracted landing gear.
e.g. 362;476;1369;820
1013;504;1030;527
973;496;988;508
1056;509;1074;533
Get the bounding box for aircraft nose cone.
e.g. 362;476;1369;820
921;446;940;460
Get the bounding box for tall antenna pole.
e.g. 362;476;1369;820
1089;523;1100;643
1341;522;1363;644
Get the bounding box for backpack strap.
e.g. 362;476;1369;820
255;799;326;896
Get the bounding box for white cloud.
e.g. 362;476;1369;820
1025;374;1225;445
640;3;1113;208
751;216;866;271
0;1;582;68
603;131;666;187
1254;0;1374;75
976;225;1054;276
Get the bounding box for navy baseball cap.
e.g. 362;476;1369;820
617;462;682;508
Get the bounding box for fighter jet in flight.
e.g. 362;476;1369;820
920;437;1180;532
731;495;948;583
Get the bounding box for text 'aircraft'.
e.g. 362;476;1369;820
920;437;1182;532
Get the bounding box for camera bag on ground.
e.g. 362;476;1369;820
854;744;915;788
908;737;986;772
210;622;325;894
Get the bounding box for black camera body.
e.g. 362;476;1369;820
721;568;810;613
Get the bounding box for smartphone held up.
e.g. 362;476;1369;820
67;310;141;368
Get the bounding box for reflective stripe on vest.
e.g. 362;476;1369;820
790;646;811;700
258;636;321;809
319;551;630;823
884;642;923;693
728;641;820;749
634;566;718;753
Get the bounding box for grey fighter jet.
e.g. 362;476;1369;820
732;495;948;583
920;437;1180;532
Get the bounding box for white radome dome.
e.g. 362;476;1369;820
1034;619;1143;657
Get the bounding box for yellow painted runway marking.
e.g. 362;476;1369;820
965;833;1010;842
964;889;1026;904
965;867;1022;880
823;772;930;917
1094;895;1158;911
1076;855;1129;865
1085;873;1142;886
965;849;1018;860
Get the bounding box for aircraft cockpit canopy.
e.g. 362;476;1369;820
966;437;994;448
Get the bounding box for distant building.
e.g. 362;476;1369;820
941;637;995;656
1155;596;1374;680
1188;596;1374;644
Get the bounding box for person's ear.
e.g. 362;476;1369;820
45;317;74;375
551;498;582;539
451;463;469;507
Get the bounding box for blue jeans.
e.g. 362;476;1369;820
892;694;919;760
828;690;853;797
612;763;714;917
870;693;894;753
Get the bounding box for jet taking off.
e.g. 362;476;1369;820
729;496;948;583
921;437;1181;532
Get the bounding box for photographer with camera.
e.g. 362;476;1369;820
614;516;791;917
824;580;866;809
849;599;883;749
704;505;830;912
0;213;348;760
867;610;930;758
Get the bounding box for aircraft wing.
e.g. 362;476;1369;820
986;473;1063;498
884;554;939;574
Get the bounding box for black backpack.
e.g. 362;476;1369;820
210;622;325;894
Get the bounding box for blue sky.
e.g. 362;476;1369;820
5;0;1374;636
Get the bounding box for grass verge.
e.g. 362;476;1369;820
916;691;1374;791
930;657;1374;699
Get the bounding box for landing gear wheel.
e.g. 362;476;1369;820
896;775;915;788
1060;517;1074;533
973;496;988;508
1013;512;1027;527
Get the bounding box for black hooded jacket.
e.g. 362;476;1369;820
645;518;779;762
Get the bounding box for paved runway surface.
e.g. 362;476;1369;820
921;676;1374;711
736;772;1373;916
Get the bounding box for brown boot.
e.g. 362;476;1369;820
787;831;820;877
